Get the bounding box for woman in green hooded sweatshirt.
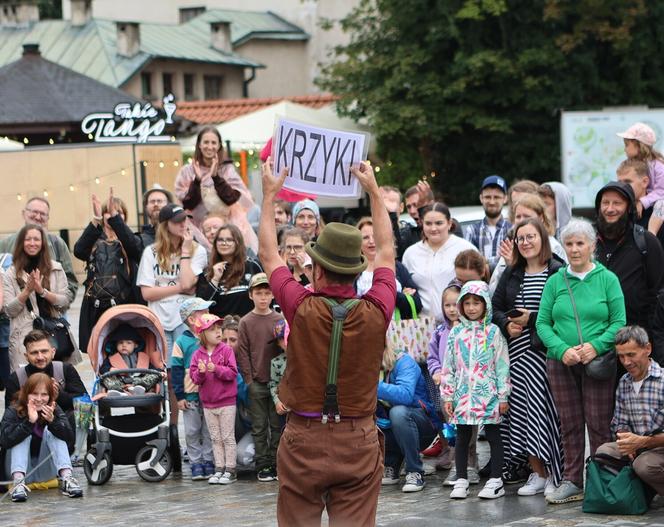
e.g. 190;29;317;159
536;218;625;505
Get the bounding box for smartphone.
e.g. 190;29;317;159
505;308;524;318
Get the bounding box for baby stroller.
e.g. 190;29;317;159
83;304;181;484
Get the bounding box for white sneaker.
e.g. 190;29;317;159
219;471;237;485
518;472;547;496
450;478;469;499
422;463;436;476
208;471;224;484
544;478;557;498
478;477;505;499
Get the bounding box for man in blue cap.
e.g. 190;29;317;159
464;175;511;272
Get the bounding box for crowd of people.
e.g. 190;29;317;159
0;122;662;525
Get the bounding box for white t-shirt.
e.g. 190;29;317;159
632;379;645;395
567;263;595;281
402;235;478;322
136;244;207;331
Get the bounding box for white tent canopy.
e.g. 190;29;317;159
180;100;370;152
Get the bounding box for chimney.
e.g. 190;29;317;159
116;22;140;58
70;0;92;27
22;43;40;56
1;2;39;27
210;21;232;53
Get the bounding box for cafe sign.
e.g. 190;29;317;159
81;94;177;144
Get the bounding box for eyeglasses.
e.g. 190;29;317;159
147;199;167;206
515;233;538;245
284;244;304;253
216;238;235;245
25;208;49;219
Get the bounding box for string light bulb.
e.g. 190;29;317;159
23;137;29;144
159;161;165;168
173;160;179;167
142;161;148;167
16;193;22;201
69;184;75;192
43;190;48;197
187;158;193;164
248;150;254;156
95;177;100;185
87;134;93;140
121;169;126;176
234;161;240;168
49;138;54;145
375;166;381;173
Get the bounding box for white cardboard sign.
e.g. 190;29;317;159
273;118;367;198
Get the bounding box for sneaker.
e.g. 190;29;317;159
130;385;146;395
59;475;83;498
208;471;224;484
191;463;207;481
468;467;480;484
421;436;443;457
257;466;278;482
504;465;531;485
422;463;436;476
219;471;237;485
203;461;215;478
518;473;547;496
450;478;469;499
402;472;425;493
382;466;400;485
11;480;30;502
443;468;458;486
182;447;190;463
544;478;557;498
478;477;505;499
545;480;584;504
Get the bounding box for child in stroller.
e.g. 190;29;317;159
97;323;165;397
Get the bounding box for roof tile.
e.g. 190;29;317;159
176;94;339;124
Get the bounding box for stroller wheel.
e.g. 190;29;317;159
135;445;173;482
84;448;113;485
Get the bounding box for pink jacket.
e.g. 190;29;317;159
189;342;238;408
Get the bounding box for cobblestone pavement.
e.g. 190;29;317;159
2;293;663;526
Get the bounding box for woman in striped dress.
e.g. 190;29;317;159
492;218;564;497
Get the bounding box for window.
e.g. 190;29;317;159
162;73;173;97
184;74;196;101
141;72;152;97
179;7;205;24
204;75;223;100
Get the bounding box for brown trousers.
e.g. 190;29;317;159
277;414;383;527
597;441;664;496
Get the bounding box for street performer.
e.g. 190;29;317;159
258;158;396;527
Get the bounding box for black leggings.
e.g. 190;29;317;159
456;424;503;479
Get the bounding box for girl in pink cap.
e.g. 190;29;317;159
617;122;664;233
190;313;238;485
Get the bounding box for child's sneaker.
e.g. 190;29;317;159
257;466;278;482
191;463;206;481
11;480;30;502
203;461;215;478
59;475;83;498
208;471;224;484
402;472;425;493
381;466;400;485
219;471;237;485
478;477;505;499
450;478;469;499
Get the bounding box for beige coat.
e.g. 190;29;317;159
3;261;81;372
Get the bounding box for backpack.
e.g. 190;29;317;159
17;361;64;387
84;239;132;307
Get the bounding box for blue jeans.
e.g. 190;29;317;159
383;405;437;474
6;429;72;483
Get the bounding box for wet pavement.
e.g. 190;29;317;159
2;292;664;525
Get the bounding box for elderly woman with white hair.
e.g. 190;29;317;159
536;218;626;504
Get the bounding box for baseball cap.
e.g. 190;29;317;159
179;297;215;322
159;203;187;223
616;122;657;147
193;313;223;335
248;272;270;290
480;175;508;194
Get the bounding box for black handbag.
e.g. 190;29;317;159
562;273;616;380
27;299;76;361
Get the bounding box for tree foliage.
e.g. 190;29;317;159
317;0;664;204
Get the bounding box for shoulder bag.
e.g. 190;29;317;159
562;272;616;380
386;295;436;364
27;298;76;361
